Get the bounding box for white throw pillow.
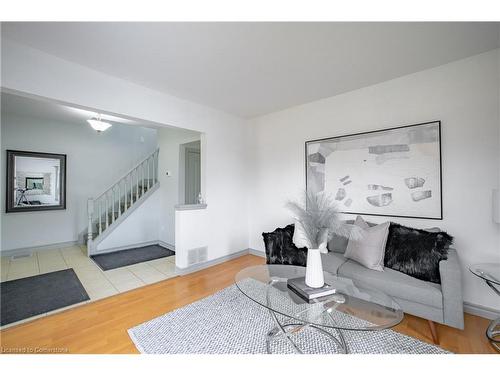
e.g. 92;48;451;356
292;220;309;248
344;216;389;272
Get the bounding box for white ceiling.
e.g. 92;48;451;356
1;92;145;127
2;22;499;118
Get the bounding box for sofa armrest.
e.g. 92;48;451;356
439;248;464;329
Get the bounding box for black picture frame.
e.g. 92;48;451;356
6;150;67;213
305;121;443;220
25;177;45;190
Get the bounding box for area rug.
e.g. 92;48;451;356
128;285;449;354
91;244;174;271
1;268;89;326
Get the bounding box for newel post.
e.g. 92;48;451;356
87;197;94;248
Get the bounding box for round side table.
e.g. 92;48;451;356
469;263;500;351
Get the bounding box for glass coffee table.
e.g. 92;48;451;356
235;265;403;354
469;263;500;351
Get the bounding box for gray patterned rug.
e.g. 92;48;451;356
128;285;449;354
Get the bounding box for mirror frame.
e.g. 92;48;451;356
6;150;67;213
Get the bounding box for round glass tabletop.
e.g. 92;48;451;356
235;265;403;331
469;263;500;286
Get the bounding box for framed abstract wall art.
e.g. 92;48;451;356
305;121;442;220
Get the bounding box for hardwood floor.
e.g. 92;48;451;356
0;255;496;354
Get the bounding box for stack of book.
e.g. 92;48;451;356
287;277;337;301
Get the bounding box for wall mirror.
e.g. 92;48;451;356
6;150;67;213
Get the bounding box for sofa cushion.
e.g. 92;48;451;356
321;252;348;275
384;223;453;284
328;219;377;254
344;216;389;272
338;259;443;308
328;221;442;254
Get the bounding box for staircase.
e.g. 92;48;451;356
86;149;160;255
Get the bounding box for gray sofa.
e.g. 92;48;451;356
322;229;464;332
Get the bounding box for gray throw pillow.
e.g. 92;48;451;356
328;219;376;254
344;216;390;272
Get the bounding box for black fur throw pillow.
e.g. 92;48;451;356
262;224;307;267
384;223;453;284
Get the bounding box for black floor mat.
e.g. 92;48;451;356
0;268;89;326
91;244;175;271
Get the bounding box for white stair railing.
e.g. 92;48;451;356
87;149;159;247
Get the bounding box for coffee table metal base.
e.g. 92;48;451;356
266;309;348;354
484;280;500;352
487;317;500;352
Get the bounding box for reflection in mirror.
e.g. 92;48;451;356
6;150;66;212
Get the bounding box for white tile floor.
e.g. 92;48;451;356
0;245;177;329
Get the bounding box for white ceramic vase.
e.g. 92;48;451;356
305;248;324;288
318;227;329;254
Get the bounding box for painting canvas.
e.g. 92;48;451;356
305;121;442;220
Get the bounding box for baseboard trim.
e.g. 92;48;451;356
176;249;249;275
248;248;266;258
2;239;174;258
158;241;175;251
1;240;80;257
464;301;500;320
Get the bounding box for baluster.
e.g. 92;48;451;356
147;157;150;190
131;171;134;203
118;182;121;217
105;195;109;229
152;153;155;184
154;150;157;183
110;190;113;223
98;200;102;234
124;176;128;210
136;167;140;199
87;198;94;244
115;186;118;219
141;162;145;196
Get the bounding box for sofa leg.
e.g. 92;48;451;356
428;320;439;344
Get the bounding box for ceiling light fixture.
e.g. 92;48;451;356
87;114;112;133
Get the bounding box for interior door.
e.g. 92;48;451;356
185;147;201;204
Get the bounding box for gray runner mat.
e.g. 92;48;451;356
91;244;174;271
1;268;89;326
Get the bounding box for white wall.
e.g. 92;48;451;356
249;50;500;312
1;39;252;263
157;127;201;247
96;188;161;252
1;111;158;251
175;208;208;269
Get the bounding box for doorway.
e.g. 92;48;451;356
180;140;201;204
